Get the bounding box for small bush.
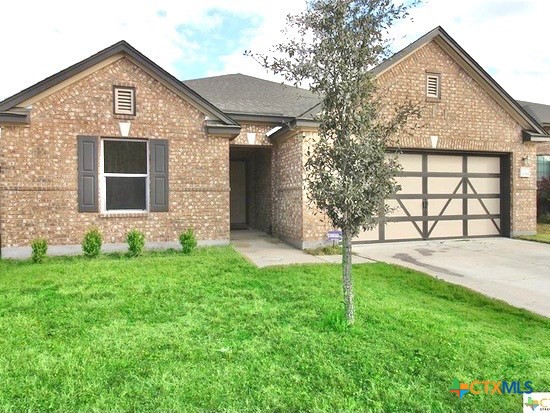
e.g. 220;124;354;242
82;228;102;258
127;229;145;257
31;238;48;263
179;228;197;254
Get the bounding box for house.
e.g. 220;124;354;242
0;26;549;258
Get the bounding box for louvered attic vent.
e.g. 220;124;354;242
114;86;135;115
426;74;440;98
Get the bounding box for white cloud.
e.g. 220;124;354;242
0;0;304;100
1;0;549;105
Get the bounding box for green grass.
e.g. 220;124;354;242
0;247;548;412
518;223;550;244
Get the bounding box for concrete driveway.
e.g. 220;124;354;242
353;238;550;318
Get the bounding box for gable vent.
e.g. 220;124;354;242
426;74;440;98
114;87;135;115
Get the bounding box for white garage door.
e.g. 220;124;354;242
355;152;509;243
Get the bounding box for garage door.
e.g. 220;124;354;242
355;152;510;243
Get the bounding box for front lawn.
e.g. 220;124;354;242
0;248;548;412
518;223;550;244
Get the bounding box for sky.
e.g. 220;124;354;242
0;0;549;104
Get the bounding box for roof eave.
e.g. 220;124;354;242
522;130;550;142
294;118;320;129
205;122;241;139
225;112;295;124
269;118;320;140
0;111;30;125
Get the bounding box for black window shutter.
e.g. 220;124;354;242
77;136;99;212
150;139;169;212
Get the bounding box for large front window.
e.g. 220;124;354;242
102;139;148;211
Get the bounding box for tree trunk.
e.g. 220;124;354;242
341;228;355;325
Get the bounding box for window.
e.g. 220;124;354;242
538;155;550;180
101;139;148;211
113;86;136;115
426;74;440;99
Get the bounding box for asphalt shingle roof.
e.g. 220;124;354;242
183;73;321;118
517;100;550;125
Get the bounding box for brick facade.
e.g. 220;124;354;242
271;134;304;246
0;57;230;252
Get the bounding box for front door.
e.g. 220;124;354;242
230;161;247;227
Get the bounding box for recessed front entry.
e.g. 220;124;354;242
356;152;510;242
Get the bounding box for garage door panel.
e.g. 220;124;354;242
428;155;462;172
428;177;463;194
387;199;423;217
468;219;500;236
468;198;500;215
395;176;422;194
399;154;423;172
428;198;462;216
385;221;423;240
468;156;500;173
428;220;463;238
467;177;500;194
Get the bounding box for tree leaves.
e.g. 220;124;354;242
249;0;421;323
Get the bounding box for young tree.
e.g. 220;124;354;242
249;0;419;324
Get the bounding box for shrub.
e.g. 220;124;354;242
82;228;102;258
179;228;197;254
127;229;145;257
31;238;48;263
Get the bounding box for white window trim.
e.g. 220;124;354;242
426;74;440;99
100;138;149;214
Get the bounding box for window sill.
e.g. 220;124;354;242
99;211;149;218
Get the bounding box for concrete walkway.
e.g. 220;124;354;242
231;229;372;267
353;238;550;318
